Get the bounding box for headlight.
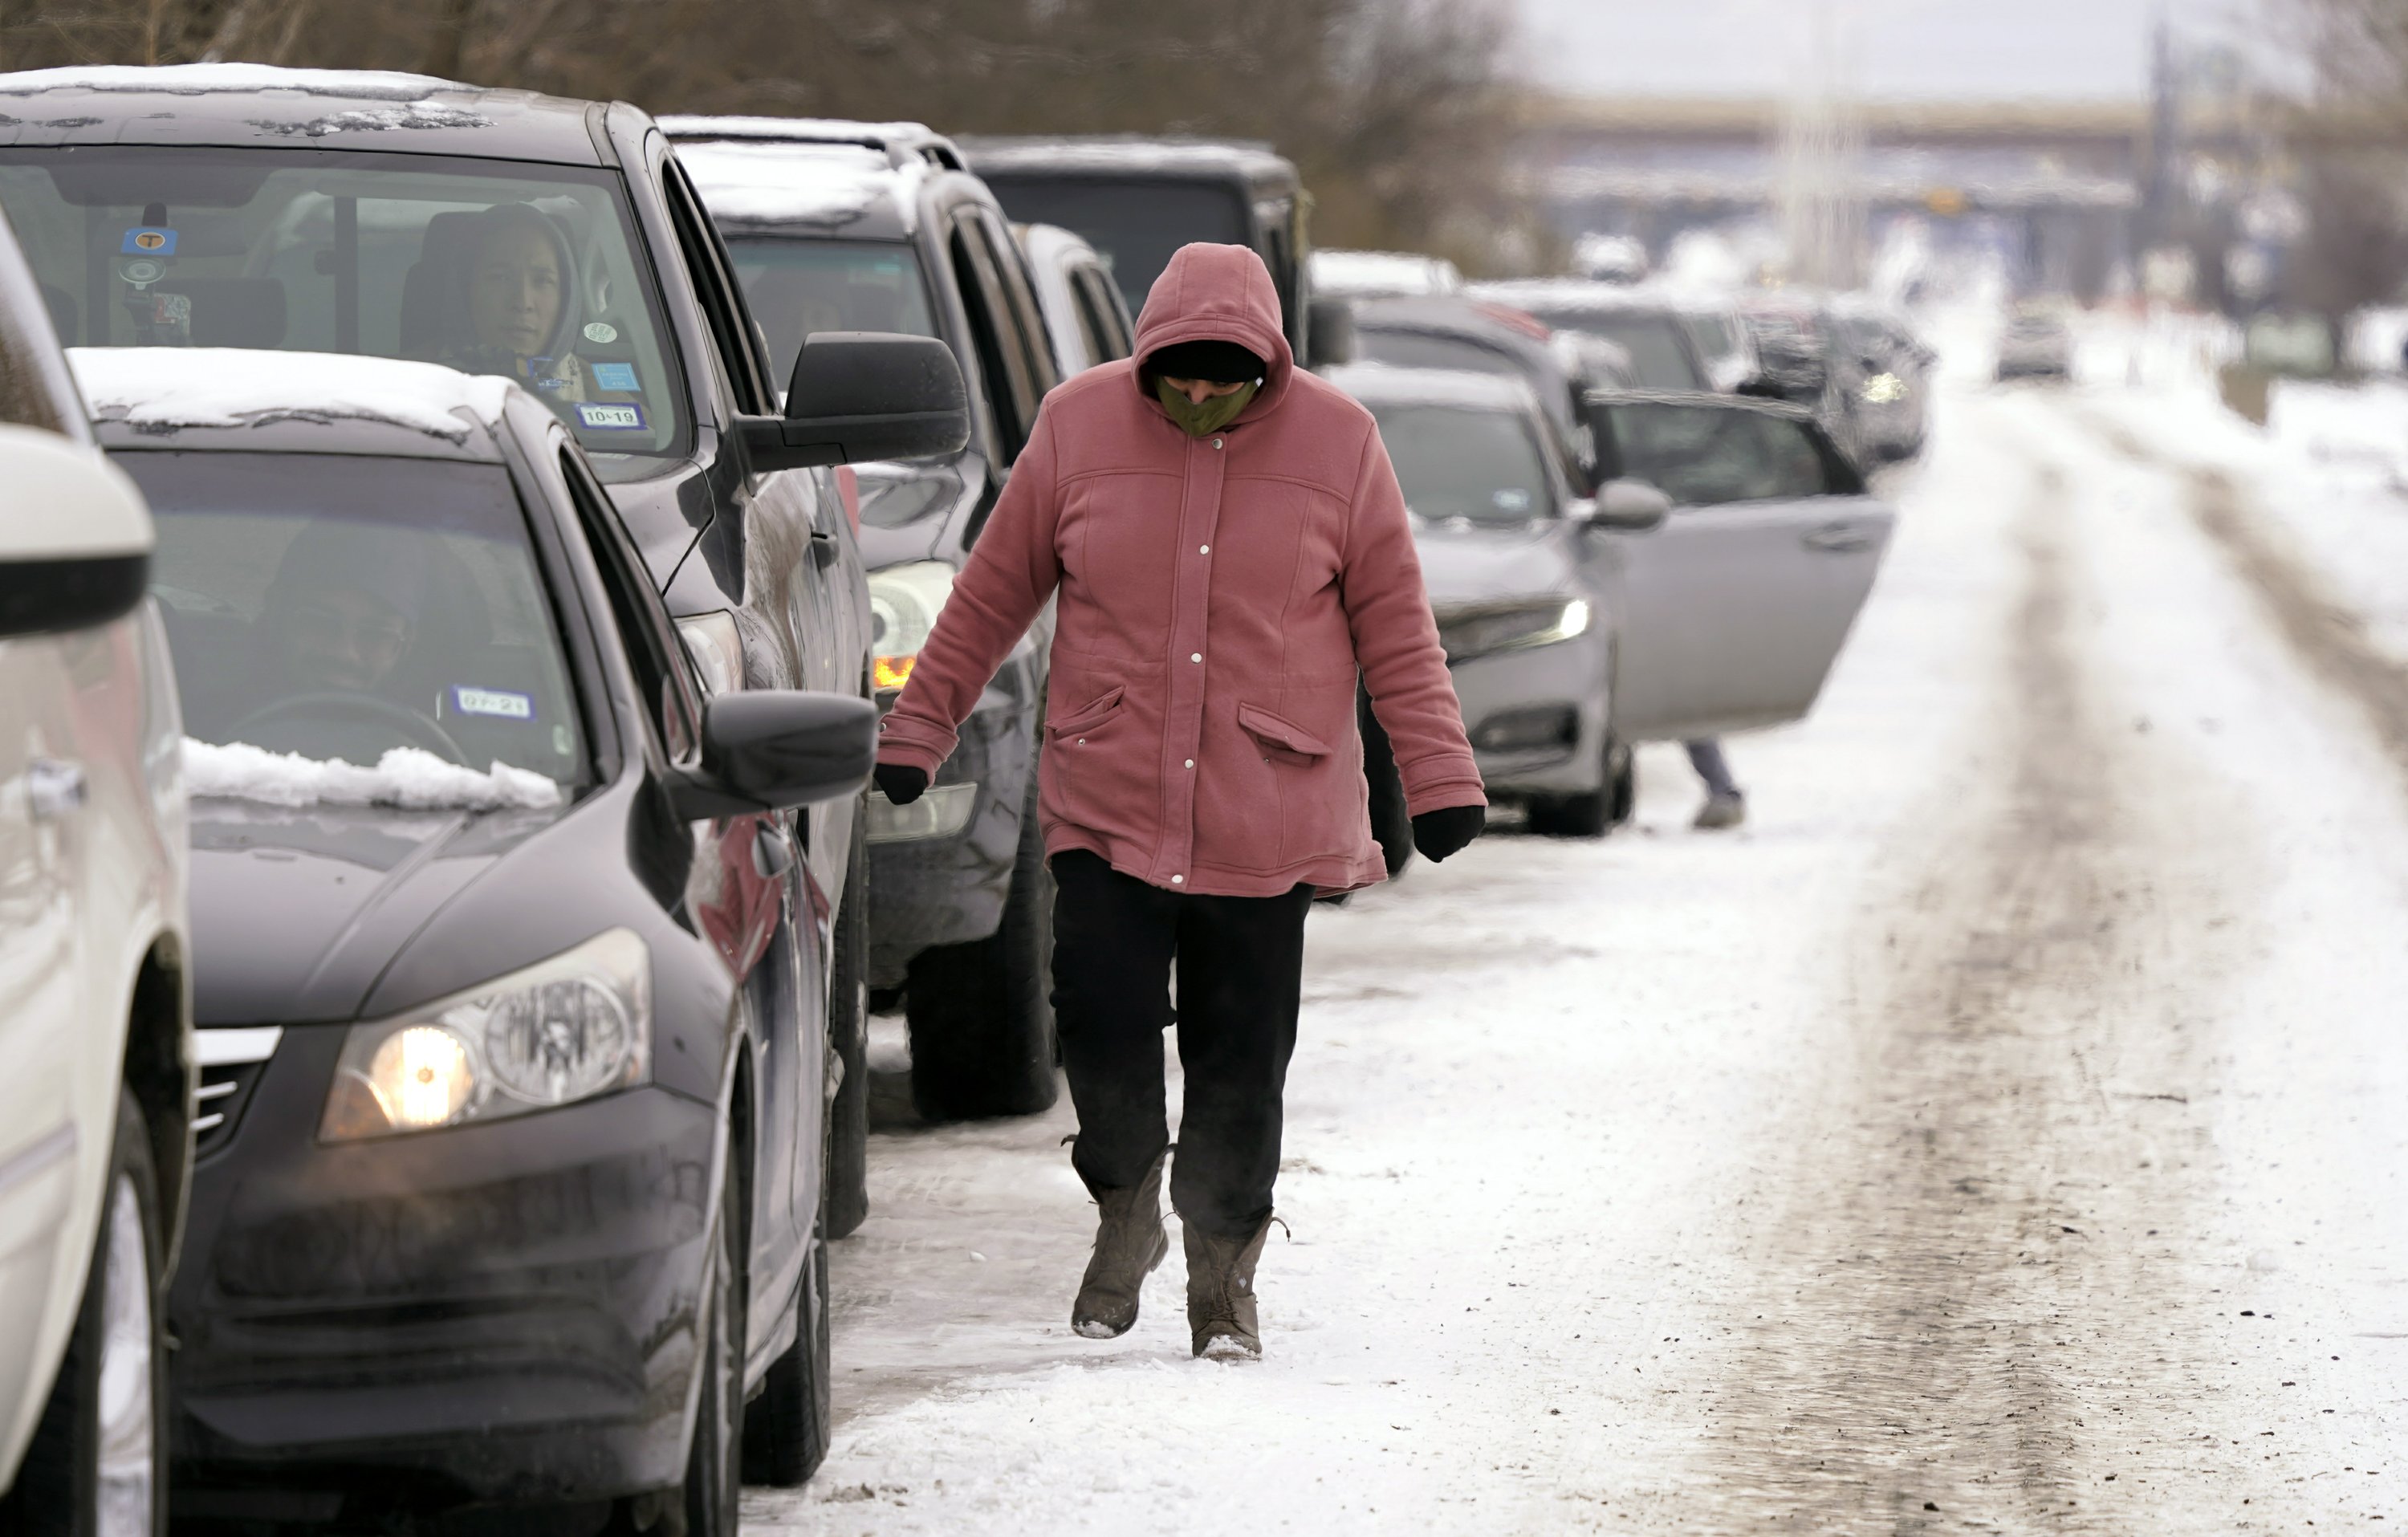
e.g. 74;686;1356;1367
868;561;957;694
1861;372;1906;405
319;929;650;1142
1434;598;1591;665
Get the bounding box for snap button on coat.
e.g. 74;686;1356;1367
874;242;1484;897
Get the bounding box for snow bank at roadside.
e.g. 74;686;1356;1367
185;739;559;812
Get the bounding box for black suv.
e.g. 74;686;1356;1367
665;114;1070;1124
961;135;1313;366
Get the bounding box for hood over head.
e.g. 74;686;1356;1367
1131;242;1294;424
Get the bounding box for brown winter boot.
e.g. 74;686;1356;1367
1072;1150;1169;1339
1184;1214;1277;1360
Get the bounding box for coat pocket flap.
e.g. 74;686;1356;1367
1237;703;1333;758
1046;685;1127;738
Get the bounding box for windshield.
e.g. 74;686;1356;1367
977;175;1246;315
725;237;937;390
1369;403;1554;524
0;148;685;457
125;451;591;791
1356;328;1525;380
1605;403;1830;506
1523;309;1702;390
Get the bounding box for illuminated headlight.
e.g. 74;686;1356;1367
1861;372;1906;405
319;929;650;1141
677;611;744;697
868;561;956;694
1434;598;1592;665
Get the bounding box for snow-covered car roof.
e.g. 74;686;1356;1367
71;348;517;453
673;137;923;236
959;134;1297;189
0;63;597;161
1321;364;1541;415
1466;279;1690;317
1310;250;1465;300
660;114;960;164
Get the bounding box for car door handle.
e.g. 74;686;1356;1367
809;527;838;567
1802;522;1875;555
26;759;84;820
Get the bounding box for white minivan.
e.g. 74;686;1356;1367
0;210;190;1534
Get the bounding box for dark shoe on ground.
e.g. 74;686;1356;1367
1693;791;1747;831
1184;1214;1276;1359
1072;1151;1169;1339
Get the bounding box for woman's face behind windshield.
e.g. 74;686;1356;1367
0;148;685;457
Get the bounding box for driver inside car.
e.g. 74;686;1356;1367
435;203;596;403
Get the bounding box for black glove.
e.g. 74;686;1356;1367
1411;804;1485;863
874;762;928;805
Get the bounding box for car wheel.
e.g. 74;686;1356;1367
739;1219;831;1486
824;809;870;1240
1605;736;1637;827
659;1140;743;1537
0;1089;165;1537
904;768;1060;1120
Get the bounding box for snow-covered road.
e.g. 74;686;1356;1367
747;372;2408;1534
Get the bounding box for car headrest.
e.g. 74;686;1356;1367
398;209;487;361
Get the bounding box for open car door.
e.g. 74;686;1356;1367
1592;394;1895;741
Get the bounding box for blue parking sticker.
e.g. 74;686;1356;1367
120;226;177;255
576;401;647;432
590;361;639;392
452;685;535;722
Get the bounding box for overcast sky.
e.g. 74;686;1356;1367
1511;0;2284;101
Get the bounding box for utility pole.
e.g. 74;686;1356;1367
1776;0;1865;289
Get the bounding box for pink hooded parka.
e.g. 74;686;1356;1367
874;242;1483;897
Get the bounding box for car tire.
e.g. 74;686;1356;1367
0;1089;166;1537
665;1140;744;1537
1605;736;1637;827
904;768;1060;1121
739;1220;832;1486
824;808;871;1241
1526;785;1610;839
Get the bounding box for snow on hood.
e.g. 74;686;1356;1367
186;739;562;812
0;63;464;99
71;348;512;445
1130;242;1294;421
677;140;909;230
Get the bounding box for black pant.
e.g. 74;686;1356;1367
1049;850;1315;1240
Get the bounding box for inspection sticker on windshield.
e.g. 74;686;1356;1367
576;401;646;432
120;226;177;255
1493;488;1531;512
589;362;640;392
453;686;534;722
584;321;618;344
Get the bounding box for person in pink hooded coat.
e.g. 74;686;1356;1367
873;242;1483;1358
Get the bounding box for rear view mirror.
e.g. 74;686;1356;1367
741;332;970;472
1586;478;1673;531
669;690;877;820
0;425;153;638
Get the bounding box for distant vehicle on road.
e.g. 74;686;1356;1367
1349;295;1625;468
668;112;1081;1125
1015;221;1134;377
79;346;932;1529
1738;296;1934;466
1309;248;1464;300
1466;280;1714;392
1830;298;1936;462
1996;311;2076;381
962;135;1315;364
0;211;190;1537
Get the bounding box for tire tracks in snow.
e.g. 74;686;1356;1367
1679;452;2225;1531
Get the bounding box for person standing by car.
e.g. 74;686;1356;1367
872;242;1485;1360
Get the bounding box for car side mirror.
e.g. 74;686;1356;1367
669;690;877;820
1306;295;1356;368
0;425;153;639
1585;478;1674;531
739;332;970;473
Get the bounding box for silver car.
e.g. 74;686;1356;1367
1332;366;1897;835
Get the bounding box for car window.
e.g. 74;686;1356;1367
976;175;1247;316
971;209;1059;401
126;451;592;788
1601;404;1832;506
1355;328;1523;380
724;237;937;388
0;148;686;457
948;215;1035;462
558;447;698;761
1685;313;1737;361
1367;402;1555;524
1077;266;1133;358
1526;309;1703;391
659;157;772;417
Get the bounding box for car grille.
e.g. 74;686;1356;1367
194;1027;282;1158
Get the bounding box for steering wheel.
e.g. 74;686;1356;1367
230;692;470;766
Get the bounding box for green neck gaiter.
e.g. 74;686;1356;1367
1155;376;1260;438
